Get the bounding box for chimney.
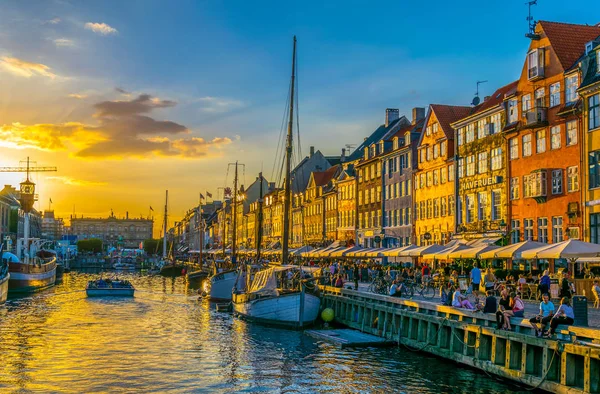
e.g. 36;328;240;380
385;108;399;127
310;146;315;157
484;96;491;102
341;148;346;162
412;107;425;125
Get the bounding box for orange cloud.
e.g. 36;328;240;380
84;22;118;35
2;93;236;159
47;176;107;187
0;56;57;79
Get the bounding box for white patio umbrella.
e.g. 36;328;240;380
521;239;600;260
364;248;386;258
478;240;547;260
382;245;414;257
449;244;500;259
404;244;445;258
424;243;472;260
329;246;361;257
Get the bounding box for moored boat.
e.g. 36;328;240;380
86;279;135;297
7;251;57;294
207;269;239;301
0;254;9;303
232;265;320;328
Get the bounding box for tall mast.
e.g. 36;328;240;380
232;161;239;264
163;190;168;259
282;36;296;265
256;172;264;262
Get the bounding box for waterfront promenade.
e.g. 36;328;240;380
351;281;600;328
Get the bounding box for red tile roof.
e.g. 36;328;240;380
430;104;472;138
470;80;519;117
539;21;600;70
312;165;340;187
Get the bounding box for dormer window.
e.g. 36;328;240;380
364;146;369;159
528;48;544;80
393;137;398;150
596;50;600;73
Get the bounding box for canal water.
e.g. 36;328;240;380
0;272;530;393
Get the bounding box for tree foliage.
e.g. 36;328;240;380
77;238;103;253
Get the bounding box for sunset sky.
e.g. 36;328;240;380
0;0;596;232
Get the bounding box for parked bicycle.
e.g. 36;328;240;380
403;278;436;299
368;276;391;295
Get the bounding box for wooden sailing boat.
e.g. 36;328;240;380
232;37;321;328
159;190;185;277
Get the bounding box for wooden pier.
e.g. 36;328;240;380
319;286;600;393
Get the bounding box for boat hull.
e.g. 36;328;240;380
208;270;238;301
86;288;135;297
8;260;57;293
159;264;185;277
0;274;8;303
232;292;320;328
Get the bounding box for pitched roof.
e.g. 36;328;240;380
387;119;423;141
539;21;600;70
455;80;519;122
579;42;600;89
312;165;340;187
430;104;472;138
346;117;407;162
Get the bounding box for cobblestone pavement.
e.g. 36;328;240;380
345;281;600;328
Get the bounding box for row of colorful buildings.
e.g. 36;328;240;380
175;21;600;254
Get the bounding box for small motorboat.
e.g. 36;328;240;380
86;279;135;297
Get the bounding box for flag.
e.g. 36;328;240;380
199;193;205;200
50;198;53;204
206;191;213;198
150;206;154;211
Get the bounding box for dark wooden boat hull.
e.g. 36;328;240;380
159;264;185;277
8;260;57;293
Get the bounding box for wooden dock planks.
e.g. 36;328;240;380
305;328;394;348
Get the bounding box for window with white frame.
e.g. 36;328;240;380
510;177;519;200
466;155;475;176
524;171;547;197
427;147;432;161
427;199;432;219
448;164;455;181
590;151;600;189
478;192;487;221
491;148;502;170
566;120;577;145
528;48;544;79
491;190;501;220
466;123;475;143
508;99;518;123
536;129;546;153
441;141;447;156
426;171;432;187
552;216;564;242
550;82;561;107
535;87;546;107
432;123;439;134
509;137;518;159
433;169;439;185
449;195;455;216
524;218;534;241
567;166;579;192
433;144;439;159
522;94;532;113
420;173;425;188
441;167;447;184
458;158;464;178
478;151;488;174
511;219;520;243
552;169;563;194
433;198;440;218
551;125;561;149
478;119;487;139
566;74;579;103
589;94;600;130
458;128;464;146
441;196;447;216
523;134;532;156
538;217;548;243
466;194;475;223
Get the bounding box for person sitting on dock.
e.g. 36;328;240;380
546;297;575;338
389;279;403;298
529;293;555;337
496;290;511;329
482;290;497;314
452;288;474;310
501;292;524;331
